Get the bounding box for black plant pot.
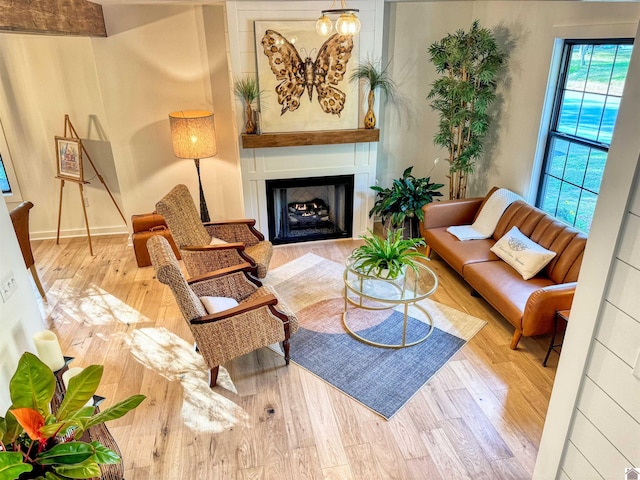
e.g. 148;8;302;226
382;216;420;240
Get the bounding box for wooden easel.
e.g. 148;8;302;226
56;115;126;256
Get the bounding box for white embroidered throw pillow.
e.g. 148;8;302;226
490;226;556;280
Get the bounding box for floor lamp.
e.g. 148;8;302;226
169;110;218;223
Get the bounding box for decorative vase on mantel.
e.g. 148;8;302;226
364;90;376;129
245;105;256;134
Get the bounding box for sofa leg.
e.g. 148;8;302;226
470;289;480;297
425;245;432;258
510;330;522;350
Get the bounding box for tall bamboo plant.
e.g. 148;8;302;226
427;20;505;199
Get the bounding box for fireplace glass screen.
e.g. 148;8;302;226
266;175;354;244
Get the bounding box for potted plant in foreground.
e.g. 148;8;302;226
351;229;428;280
0;352;145;480
369;166;444;239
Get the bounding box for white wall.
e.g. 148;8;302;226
1;4;243;239
0;34;124;237
383;1;640;199
534;17;640;480
0;200;47;412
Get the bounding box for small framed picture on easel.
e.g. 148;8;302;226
55;136;83;181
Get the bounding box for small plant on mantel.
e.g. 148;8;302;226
233;76;261;134
351;229;428;280
349;58;398;129
0;352;145;480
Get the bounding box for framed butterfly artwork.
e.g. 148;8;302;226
254;20;360;133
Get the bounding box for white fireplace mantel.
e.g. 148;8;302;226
240;140;377;241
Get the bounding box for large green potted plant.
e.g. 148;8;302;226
351;229;428;280
0;352;145;480
369;166;444;239
349;58;397;129
427;20;505;200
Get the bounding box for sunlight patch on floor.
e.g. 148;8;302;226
47;280;149;326
45;278;249;434
127;327;249;433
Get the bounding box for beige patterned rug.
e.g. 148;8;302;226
266;253;487;419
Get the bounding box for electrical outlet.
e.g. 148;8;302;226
0;271;17;303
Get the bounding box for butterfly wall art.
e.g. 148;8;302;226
254;21;359;133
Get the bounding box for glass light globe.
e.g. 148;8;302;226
315;14;333;36
336;12;361;36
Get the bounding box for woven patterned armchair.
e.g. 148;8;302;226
147;235;297;387
156;184;273;278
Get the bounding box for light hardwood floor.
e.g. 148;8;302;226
32;234;557;479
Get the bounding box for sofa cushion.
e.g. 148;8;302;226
463;260;555;327
490;226;557;280
492;200;587;283
424;226;498;275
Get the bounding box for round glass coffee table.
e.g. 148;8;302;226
343;255;438;348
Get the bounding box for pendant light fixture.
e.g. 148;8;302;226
316;1;361;37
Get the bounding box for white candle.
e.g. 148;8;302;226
61;367;93;407
62;367;84;389
33;330;65;371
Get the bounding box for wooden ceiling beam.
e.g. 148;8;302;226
0;0;106;37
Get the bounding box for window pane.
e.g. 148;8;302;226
585;44;615;94
546;137;569;178
557;90;582;136
576;190;598;232
540;176;561;215
564;143;589;187
566;44;591;91
0;156;11;194
537;40;632;232
583;150;607;194
609;45;632;95
575;93;605;141
556;182;581;226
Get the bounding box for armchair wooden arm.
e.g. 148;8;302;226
182;242;246;252
187;262;260;286
204;219;265;241
191;294;279;323
180;244;258;277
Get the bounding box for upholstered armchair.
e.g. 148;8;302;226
156;184;273;278
10;201;46;300
147;235;297;387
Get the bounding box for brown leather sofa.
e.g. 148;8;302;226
420;188;587;349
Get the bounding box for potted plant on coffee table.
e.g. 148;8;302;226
351;229;428;280
369;166;444;239
0;352;145;480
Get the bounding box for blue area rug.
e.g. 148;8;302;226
267;253;487;420
291;313;466;419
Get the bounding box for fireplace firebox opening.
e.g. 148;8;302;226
266;175;354;245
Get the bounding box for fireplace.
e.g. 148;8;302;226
266;175;354;245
